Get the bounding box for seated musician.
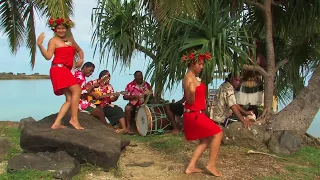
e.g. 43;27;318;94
235;40;265;116
123;70;153;134
212;73;254;128
165;97;185;134
72;62;110;126
87;70;128;134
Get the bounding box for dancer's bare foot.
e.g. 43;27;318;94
206;165;222;177
185;167;204;175
51;124;66;129
170;129;180;135
69;120;84;130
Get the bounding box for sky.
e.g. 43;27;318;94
0;0;187;99
0;1;152;80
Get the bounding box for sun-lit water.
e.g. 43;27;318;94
0;79;319;137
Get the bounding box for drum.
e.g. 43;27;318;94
135;104;172;136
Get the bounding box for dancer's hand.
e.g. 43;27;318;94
37;32;45;46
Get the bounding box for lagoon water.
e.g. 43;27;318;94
0;79;319;137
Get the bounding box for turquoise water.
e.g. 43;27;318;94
0;79;319;137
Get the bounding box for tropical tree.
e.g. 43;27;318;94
0;0;74;68
142;0;320;136
91;0;253;101
91;0;163;100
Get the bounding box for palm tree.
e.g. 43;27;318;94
142;0;320;136
91;0;253;101
147;0;253;90
0;0;74;68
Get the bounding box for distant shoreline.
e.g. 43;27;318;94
0;75;50;80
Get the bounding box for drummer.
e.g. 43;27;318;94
123;71;153;134
165;97;185;134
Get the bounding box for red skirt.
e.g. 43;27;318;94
183;112;222;141
50;66;77;96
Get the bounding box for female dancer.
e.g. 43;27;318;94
37;17;84;130
182;51;223;176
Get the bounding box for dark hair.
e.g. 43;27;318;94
99;70;109;79
82;62;95;69
134;70;142;76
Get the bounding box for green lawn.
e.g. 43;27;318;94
0;124;319;180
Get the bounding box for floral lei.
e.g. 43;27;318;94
47;17;75;30
181;50;212;65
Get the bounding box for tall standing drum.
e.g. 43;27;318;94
135;104;172;136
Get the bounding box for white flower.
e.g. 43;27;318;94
64;41;72;46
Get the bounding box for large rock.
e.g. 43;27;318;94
20;112;129;170
222;122;270;150
18;117;36;131
8;151;80;180
267;130;302;154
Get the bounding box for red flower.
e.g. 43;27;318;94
48;18;54;25
198;54;205;61
182;55;189;61
205;52;211;60
189;53;195;59
55;19;61;25
60;18;64;23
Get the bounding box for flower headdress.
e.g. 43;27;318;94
47;17;75;30
181;50;212;65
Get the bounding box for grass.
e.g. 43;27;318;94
259;146;320;180
1;124;320;180
0;125;22;160
0;124;54;179
72;163;102;180
123;133;186;154
0;169;53;180
125;133;320;180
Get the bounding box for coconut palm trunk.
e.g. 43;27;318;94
269;63;320;135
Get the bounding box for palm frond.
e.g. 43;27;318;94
91;0;150;70
36;0;74;19
22;2;36;68
142;0;203;23
0;0;25;54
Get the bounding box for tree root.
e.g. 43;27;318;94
303;133;320;148
254;109;267;125
247;150;287;160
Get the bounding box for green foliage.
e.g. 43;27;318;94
151;0;253;87
243;0;320;103
260;146;320;180
0;125;22;160
0;169;53;180
91;0;149;70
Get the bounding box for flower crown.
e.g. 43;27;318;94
181;50;212;65
47;17;75;30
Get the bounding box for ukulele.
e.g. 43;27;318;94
129;82;153;106
88;91;128;105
